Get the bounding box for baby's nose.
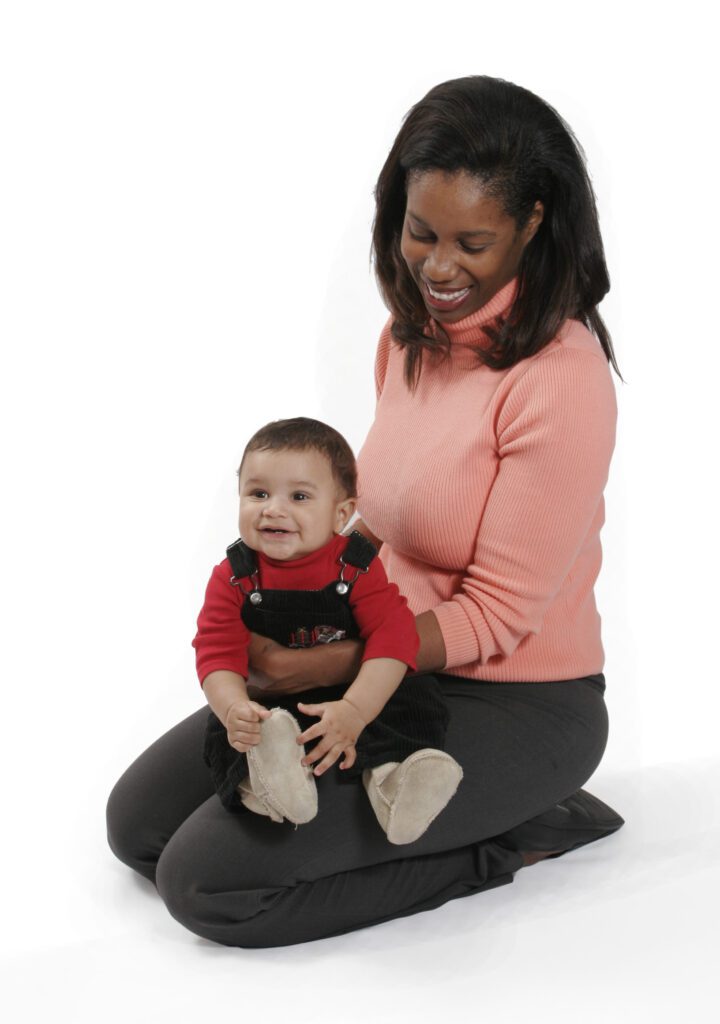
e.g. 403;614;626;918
265;496;289;516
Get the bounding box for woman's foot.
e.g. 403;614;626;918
245;708;318;824
498;789;625;864
363;749;463;845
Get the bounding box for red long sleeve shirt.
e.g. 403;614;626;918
192;534;419;686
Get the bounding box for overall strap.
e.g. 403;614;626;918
342;530;377;570
226;538;258;581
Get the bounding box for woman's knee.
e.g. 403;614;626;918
106;768;162;883
155;833;288;947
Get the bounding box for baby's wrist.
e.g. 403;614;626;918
341;695;370;728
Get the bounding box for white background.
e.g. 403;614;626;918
1;1;718;1021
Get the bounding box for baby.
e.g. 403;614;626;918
193;417;462;844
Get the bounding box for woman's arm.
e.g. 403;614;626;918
246;632;364;696
430;347;617;669
246;609;447;696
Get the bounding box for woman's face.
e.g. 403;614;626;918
400;169;543;324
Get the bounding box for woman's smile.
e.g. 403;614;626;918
422;280;473;312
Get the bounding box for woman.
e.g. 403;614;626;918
106;75;624;947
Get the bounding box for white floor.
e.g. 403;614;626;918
3;760;717;1024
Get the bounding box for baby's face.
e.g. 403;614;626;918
238;448;355;561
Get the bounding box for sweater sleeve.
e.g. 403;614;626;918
192;561;251;685
432;347;617;669
349;556;419;670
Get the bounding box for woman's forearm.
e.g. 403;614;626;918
413;610;447;674
247;610;445;698
249;638;365;694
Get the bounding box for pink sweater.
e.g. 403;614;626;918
356;281;617;682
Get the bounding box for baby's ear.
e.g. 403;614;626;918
335;496;357;532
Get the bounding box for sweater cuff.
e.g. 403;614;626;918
432;601;484;670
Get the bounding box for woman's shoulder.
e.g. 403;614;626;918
493;319;616;431
509;318;613;385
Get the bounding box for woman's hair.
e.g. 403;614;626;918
372;75;621;387
239;417;357;498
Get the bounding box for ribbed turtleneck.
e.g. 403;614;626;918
438;278;517;347
356;295;617;683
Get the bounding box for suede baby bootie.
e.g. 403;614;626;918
236;776;284;823
242;707;318;825
363;749;463;845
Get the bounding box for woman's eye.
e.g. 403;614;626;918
460;243;488;255
408;229;434;243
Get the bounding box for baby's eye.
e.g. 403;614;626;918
251;489;269;499
292;492;310;501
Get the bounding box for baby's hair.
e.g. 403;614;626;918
239;417;358;498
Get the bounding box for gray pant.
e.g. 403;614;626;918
106;674;609;946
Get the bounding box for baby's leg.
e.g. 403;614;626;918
363;749;463;845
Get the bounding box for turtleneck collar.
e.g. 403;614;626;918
433;278;517;348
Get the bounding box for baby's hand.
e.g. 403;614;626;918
225;699;272;753
296;698;366;776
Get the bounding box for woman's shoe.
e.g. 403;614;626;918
246;708;318;825
363;749;463;845
497;788;624;862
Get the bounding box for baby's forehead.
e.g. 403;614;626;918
240;446;343;490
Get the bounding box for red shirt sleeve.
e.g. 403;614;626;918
348;555;419;670
192;560;251;686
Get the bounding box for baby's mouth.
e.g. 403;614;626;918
261;527;291;535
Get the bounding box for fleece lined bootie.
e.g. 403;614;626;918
363;749;463;845
236;776;284;822
245;707;318;825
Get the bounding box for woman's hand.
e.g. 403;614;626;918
296;698;367;775
246;632;364;697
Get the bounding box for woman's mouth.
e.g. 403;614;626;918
422;280;472;312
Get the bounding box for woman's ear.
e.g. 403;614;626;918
335;497;357;533
523;200;545;244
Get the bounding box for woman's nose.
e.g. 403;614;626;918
423;244;458;282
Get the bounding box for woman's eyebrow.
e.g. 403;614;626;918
406;211;497;238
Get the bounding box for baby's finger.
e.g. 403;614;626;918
312;745;343;776
296;701;325;718
249;701;272;720
297;721;327;745
301;738;333;767
228;728;262;747
340;747;356;770
228;718;262;737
